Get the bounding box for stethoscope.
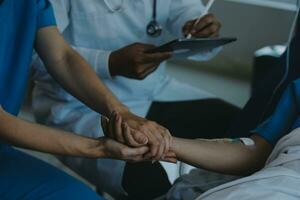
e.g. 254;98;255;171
103;0;162;37
146;0;162;37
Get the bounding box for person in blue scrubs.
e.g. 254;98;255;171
253;79;300;146
0;0;175;199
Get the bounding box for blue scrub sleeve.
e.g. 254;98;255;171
36;0;56;29
253;81;300;146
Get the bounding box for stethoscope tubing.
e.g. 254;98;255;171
103;0;161;37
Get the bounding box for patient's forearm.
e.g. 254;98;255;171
172;135;272;176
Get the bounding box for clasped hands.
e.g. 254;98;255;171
101;111;177;163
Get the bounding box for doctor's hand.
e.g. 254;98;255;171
109;43;172;80
183;13;221;38
101;111;174;162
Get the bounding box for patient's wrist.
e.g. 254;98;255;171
170;137;180;153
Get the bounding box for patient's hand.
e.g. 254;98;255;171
101;112;177;163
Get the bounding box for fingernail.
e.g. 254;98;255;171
103;116;108;120
142;137;148;144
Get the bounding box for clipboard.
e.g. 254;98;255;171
146;37;237;57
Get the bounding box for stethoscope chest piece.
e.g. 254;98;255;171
104;0;162;37
147;20;162;37
146;0;162;37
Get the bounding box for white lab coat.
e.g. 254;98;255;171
32;0;218;198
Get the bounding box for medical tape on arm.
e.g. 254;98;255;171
209;138;255;146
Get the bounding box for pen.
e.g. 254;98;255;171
186;0;216;39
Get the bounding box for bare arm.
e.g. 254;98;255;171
0;106;149;161
171;135;272;176
35;27;125;116
171;81;300;175
0;106;105;158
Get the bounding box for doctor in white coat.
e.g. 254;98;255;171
32;0;240;199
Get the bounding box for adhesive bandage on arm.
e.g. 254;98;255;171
228;138;255;146
211;138;255;146
239;137;255;146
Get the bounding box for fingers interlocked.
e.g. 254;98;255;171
101;111;176;163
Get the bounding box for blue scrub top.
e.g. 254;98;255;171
253;79;300;146
0;0;56;115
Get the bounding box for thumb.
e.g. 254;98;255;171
132;130;148;145
100;116;110;137
183;20;194;36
